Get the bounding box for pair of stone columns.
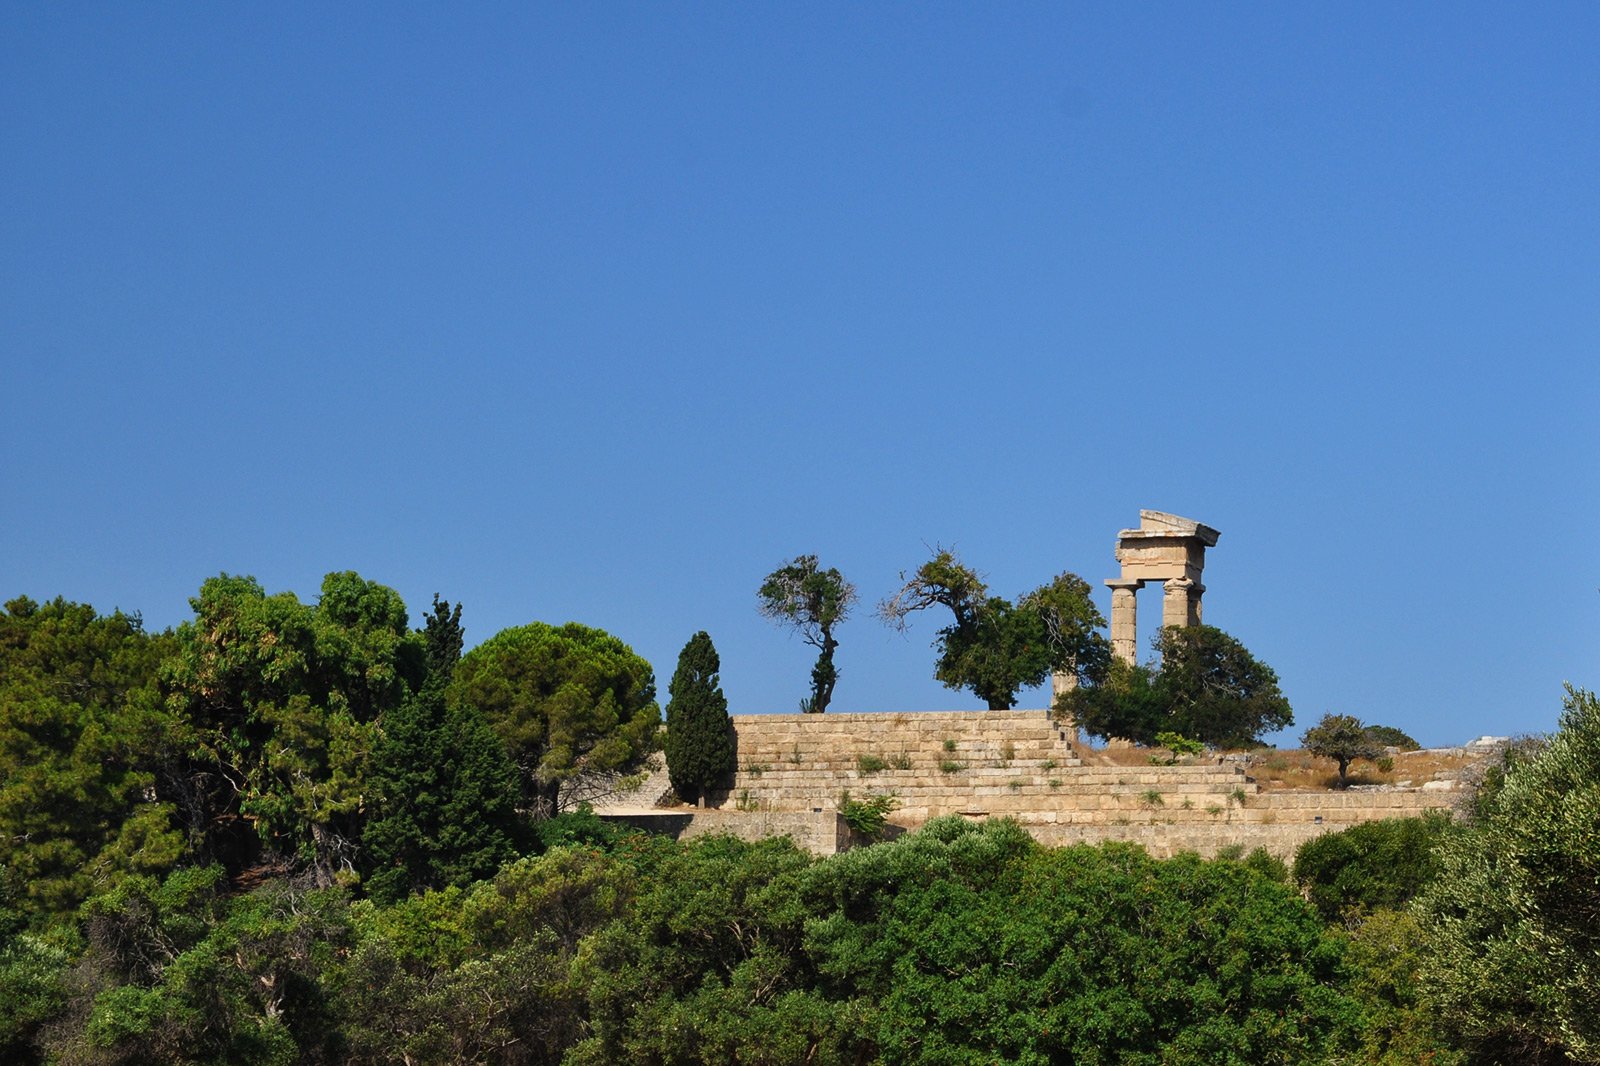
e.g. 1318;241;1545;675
1107;577;1203;664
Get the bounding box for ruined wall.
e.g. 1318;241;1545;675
600;710;1460;859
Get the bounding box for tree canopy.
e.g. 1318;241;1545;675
361;598;522;903
1064;624;1292;747
879;550;1109;710
1302;713;1385;787
757;555;856;713
1414;685;1600;1063
159;572;427;882
449;621;660;815
0;597;179;918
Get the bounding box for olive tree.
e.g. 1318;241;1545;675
1302;712;1384;787
1415;685;1600;1063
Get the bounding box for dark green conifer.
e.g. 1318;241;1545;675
361;598;520;902
663;631;734;805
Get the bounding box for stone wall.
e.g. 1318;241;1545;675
599;709;1460;860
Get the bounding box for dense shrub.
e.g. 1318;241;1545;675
1292;814;1452;923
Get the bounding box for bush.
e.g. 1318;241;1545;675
1362;724;1420;751
1415;686;1600;1062
838;791;898;839
1292;814;1452;923
856;754;889;774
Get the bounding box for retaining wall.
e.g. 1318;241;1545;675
600;709;1459;859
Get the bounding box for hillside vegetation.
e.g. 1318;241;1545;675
2;584;1595;1064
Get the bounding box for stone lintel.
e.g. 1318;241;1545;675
1105;578;1144;591
1132;509;1221;546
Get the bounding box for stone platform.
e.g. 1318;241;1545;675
597;709;1459;859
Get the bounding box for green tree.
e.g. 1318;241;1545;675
663;631;734;804
1063;624;1291;747
159;572;426;882
1414;685;1600;1064
879;550;1109;710
757;555;856;713
1303;712;1385;787
0;596;181;919
50;866;351;1066
361;599;522;903
1059;657;1165;743
449;621;660;816
1154;625;1292;747
340;847;634;1066
1291;814;1452;923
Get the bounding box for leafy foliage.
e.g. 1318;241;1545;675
1361;724;1419;751
50;866;352;1066
757;556;856;713
663;631;735;803
160;572;426;882
361;597;522;903
1414;686;1600;1064
450;621;660;815
837;791;898;838
1303;713;1386;787
1065;624;1292;747
361;687;522;904
1155;625;1293;747
1153;730;1206;763
879;550;1109;710
1291;814;1452;923
0;596;181;918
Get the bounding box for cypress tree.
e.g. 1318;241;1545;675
361;598;520;902
664;631;734;805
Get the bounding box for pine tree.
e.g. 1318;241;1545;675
663;631;734;805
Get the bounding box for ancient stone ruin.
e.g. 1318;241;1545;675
1106;509;1220;663
600;508;1463;857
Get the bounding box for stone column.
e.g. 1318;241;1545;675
1106;579;1142;664
1162;577;1195;630
1189;582;1205;626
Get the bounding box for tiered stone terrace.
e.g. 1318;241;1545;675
604;709;1460;858
709;710;1265;825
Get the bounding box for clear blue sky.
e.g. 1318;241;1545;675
4;4;1595;747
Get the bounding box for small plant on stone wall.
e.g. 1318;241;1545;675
789;743;802;766
1140;789;1165;808
1048;778;1062;789
1230;787;1248;806
856;753;889;775
1009;779;1025;791
939;759;963;774
943;738;958;753
1206;804;1224;816
1001;740;1016;764
744;762;770;778
1152;731;1206;766
1042;758;1057;771
838;790;898;839
1181;798;1194;810
735;789;758;812
889;753;913;770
